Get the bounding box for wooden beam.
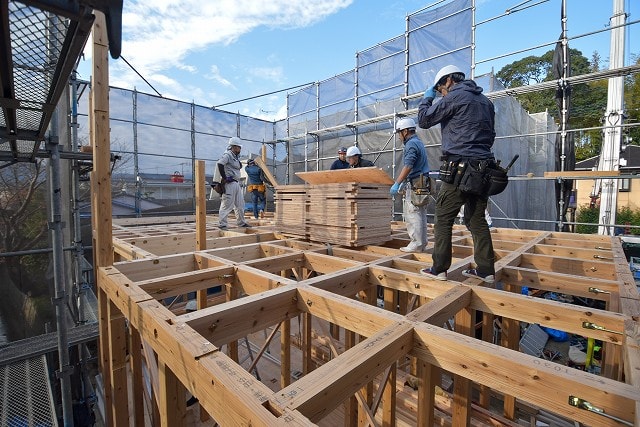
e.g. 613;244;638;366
275;322;414;422
183;286;300;346
135;266;236;299
500;266;616;300
544;170;620;178
406;285;471;326
411;323;638;426
296;286;399;337
253;156;278;186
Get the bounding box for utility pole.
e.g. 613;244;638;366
597;0;626;235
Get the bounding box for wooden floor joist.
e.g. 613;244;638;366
97;217;640;426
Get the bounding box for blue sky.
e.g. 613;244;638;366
77;0;636;121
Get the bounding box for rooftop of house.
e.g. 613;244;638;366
576;144;640;170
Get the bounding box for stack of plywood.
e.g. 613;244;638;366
307;182;392;246
274;184;308;237
275;167;394;246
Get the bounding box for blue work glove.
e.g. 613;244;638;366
225;176;235;183
423;85;437;100
390;182;400;196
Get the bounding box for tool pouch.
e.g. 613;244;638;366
438;161;457;184
485;165;509;196
410;173;433;207
212;182;224;196
458;161;488;196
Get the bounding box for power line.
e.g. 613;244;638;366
119;55;163;97
211;82;315;110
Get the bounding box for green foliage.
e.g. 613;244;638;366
575;205;599;234
616;207;640;235
576;205;640;235
624;55;640;149
495;48;614;162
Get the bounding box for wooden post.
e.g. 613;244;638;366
302;312;313;375
452;308;473;426
281;318;292;388
195;160;207;309
344;330;358;427
130;328;145;425
108;300;129;425
417;360;437;427
226;284;239;362
382;362;397;426
158;360;187;426
500;284;519;419
91;11;117;425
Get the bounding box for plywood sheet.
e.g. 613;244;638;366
296;167;394;185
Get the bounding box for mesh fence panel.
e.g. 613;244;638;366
0;355;57;426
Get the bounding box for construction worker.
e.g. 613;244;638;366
346;146;374;168
389;117;430;253
330;147;349;170
417;64;496;283
245;158;266;219
216;137;251;230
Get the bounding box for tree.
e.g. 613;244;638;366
0;161;53;339
496;48;608;161
624;55;640;148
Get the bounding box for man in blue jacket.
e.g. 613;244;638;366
330;147;349;170
245;158;266;219
389;118;430;253
417;65;496;283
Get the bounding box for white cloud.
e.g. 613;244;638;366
205;65;234;88
249;66;284;83
104;0;353;92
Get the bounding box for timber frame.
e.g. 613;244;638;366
97;217;640;426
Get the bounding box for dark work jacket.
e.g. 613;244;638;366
330;159;349;170
418;80;495;160
351;157;374;168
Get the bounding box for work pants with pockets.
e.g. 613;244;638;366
218;181;247;227
432;182;495;276
403;186;429;251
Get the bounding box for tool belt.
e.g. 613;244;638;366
438;157;509;197
247;184;266;193
409;173;433;207
211;181;224;196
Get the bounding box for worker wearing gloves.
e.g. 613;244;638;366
245;158;267;219
390;118;430;253
216;137;251;229
417;65;496;283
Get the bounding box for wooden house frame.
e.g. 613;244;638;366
88;12;640;427
94;208;640;426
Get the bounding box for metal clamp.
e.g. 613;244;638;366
568;396;632;426
588;287;610;294
582;321;622;335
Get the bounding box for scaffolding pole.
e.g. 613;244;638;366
47;131;74;426
598;0;626;235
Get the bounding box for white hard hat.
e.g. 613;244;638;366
434;65;465;86
228;136;243;148
395;117;416;132
346;146;361;157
